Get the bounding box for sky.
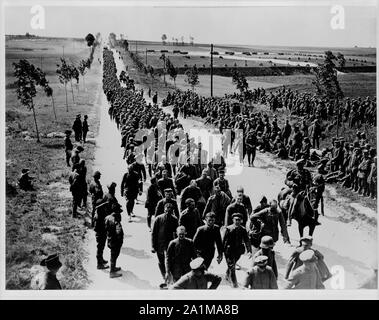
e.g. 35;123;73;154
3;0;377;47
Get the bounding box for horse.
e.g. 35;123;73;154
278;187;318;238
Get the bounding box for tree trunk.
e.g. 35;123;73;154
64;82;68;112
31;100;40;143
51;95;57;121
70;80;75;104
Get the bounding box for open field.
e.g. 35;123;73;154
5;38;102;289
127;40;376;70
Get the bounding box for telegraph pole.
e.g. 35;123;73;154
145;48;148;65
210;44;213;98
135;40;137;54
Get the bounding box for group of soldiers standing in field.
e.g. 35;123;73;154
163;90;377;199
88;46;335;289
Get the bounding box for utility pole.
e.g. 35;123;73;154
210;43;213;98
145;48;147;65
135;40;137;54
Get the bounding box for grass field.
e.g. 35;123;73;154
5;38;102;289
127;40;375;70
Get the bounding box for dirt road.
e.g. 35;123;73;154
85;49;377;290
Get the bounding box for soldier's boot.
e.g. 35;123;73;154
97;257;109;269
230;270;239;288
110;268;122;278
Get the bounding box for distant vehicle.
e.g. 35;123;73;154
185;56;191;59
173;50;181;53
211;51;219;55
242;52;251;55
147;49;155;53
180;51;188;54
160;50;168;53
200;56;206;58
225;51;235;55
251;52;257;55
263;52;269;55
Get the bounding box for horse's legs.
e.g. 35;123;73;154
308;224;316;236
298;223;304;238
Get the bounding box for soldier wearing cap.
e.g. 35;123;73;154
102;182;120;215
284;249;325;289
250;199;290;245
284;236;331;282
155;188;180;218
253;236;278;278
285;159;312;192
145;175;163;230
152;202;179;284
243;255;278;290
193;212;223;269
18;168;34;191
308;173;325;223
89;171;104;227
121;166;142;222
82;115;89;143
203;181;231;226
225;192;248;226
70;145;84;171
357;149;372;196
232;186;252;216
31;253;62;290
179;198;203;239
213;169;232;199
180;180;203;212
69;164;82;218
157;169;176;198
196;169;213;201
222;212;252;288
105;203;124;278
72;114;82;142
64;130;73;167
367;156;377;199
171;257;221;289
166;226;196;284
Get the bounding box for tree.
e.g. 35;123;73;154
159;54;167;86
166;58;178;87
336;52;346;68
232;68;249;94
185;65;199;91
13;60;53;142
85;33;95;47
189;36;194;46
312;51;344;136
78;59;88;90
161;34;167;45
56;58;71;112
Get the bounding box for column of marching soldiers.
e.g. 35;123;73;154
68;47;335;290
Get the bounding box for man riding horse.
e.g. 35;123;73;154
279;159;320;238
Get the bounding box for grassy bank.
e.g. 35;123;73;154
6;38;102;289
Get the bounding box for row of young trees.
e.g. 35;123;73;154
161;34;194;46
13;34;98;142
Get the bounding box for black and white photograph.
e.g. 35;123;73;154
1;0;377;299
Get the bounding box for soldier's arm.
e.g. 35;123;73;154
243;271;252;289
205;273;222;289
171;276;188;290
151;218;159;251
166;241;174;274
243;229;252;253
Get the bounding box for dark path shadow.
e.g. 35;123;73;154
121;246;152;259
115;270;157;289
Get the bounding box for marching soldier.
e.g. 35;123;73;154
171;257;221;289
179;198;203;240
243;255;278;289
222;212;252;288
203;182;231;227
105;203;124;278
64;130;73;167
72;114;82;142
166;226;196;284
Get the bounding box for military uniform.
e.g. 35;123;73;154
203;191;231;226
166;237;196;282
222;223;251;287
151;212;179;279
193;224;223;269
105;212;124;274
243;265;278;289
89;177;104;225
171;271;221;289
178;207;202;239
155;198;180;218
